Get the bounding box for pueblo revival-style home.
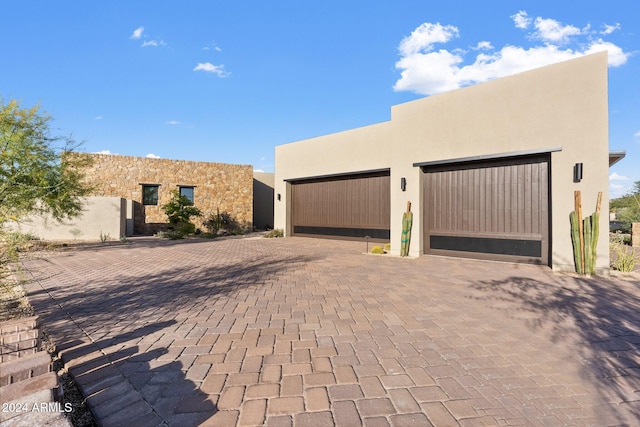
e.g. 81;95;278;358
274;52;624;273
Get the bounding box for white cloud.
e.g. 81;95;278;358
130;26;144;40
635;131;640;138
141;40;167;48
610;172;629;181
146;153;161;159
254;169;265;173
94;150;116;155
94;116;103;121
398;23;459;57
165;120;181;126
193;62;230;77
474;41;493;51
394;12;630;96
511;11;531;29
532;17;583;44
584;39;628;66
601;23;621;35
203;43;223;52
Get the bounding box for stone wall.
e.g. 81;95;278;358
80;154;253;234
633;223;640;248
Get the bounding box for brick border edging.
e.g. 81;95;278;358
58;338;158;426
0;316;60;420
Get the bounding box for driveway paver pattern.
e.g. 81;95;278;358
19;236;640;426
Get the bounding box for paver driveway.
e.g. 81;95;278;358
20;236;640;426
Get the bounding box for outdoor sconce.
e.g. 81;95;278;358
277;193;281;201
573;163;583;183
400;177;407;191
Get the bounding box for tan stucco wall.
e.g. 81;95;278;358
82;154;253;234
253;172;275;230
275;52;610;272
9;197;125;241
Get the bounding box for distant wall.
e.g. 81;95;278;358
9;197;125;241
80;154;253;234
253;172;274;230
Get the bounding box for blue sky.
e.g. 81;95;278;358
2;1;638;198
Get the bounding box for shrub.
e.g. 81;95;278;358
370;245;384;254
204;209;249;235
383;243;391;253
610;242;638;272
264;229;284;238
160;190;201;238
162;190;201;226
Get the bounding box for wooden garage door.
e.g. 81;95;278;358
291;171;390;240
423;154;549;264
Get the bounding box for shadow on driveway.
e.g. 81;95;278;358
470;273;640;424
21;238;319;426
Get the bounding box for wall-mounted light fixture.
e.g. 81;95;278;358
277;193;281;201
400;177;407;191
573;163;583;183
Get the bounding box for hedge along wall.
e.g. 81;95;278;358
77;153;253;234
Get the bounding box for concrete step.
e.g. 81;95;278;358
0;350;52;387
0;371;58;403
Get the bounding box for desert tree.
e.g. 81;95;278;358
0;99;93;227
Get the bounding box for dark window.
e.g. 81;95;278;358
179;186;195;204
142;185;159;205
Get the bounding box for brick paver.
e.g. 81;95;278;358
19;235;640;426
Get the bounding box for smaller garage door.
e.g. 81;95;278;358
290;171;390;241
423;154;549;264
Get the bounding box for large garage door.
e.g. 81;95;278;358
423;154;549;264
291;171;390;241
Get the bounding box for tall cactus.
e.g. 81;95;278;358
570;211;582;274
570;191;602;275
583;215;593;274
589;212;599;275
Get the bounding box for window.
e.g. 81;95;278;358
179;186;195;204
142;184;159;205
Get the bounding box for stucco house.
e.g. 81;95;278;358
274;52;622;273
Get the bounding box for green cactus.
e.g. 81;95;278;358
570;211;582;274
589;212;599;275
583;215;592;275
591;212;600;274
570;210;600;275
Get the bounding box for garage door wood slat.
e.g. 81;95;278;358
291;172;390;241
423;154;549;264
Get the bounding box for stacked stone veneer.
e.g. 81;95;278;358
81;154;253;234
633;223;640;248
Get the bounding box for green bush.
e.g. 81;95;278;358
370;245;384;254
610;242;638;272
264;229;284;238
177;222;196;235
158;190;201;238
